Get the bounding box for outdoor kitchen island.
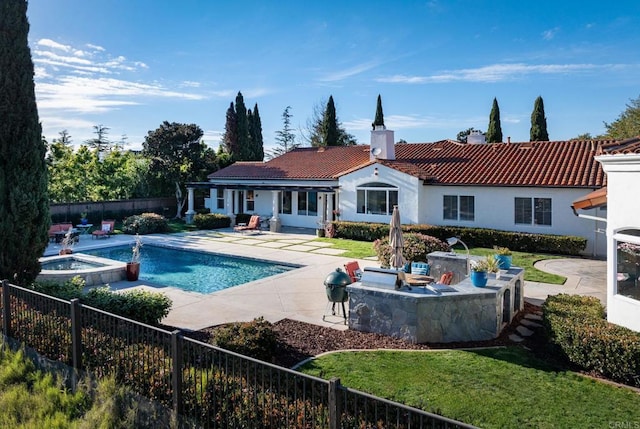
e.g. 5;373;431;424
346;252;524;344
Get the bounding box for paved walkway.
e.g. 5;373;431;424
43;229;607;331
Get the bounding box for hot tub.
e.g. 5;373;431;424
38;253;126;286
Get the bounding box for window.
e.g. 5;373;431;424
216;188;224;209
356;182;398;215
515;197;551;226
615;229;640;302
280;191;292;214
297;191;317;216
246;190;255;212
443;195;474;221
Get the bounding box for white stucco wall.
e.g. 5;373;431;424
418;185;606;257
338;164;421;225
598;153;640;332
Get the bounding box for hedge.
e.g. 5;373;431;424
193;213;231;230
542;294;640;387
330;221;587;255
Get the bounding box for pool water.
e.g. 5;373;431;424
41;259;107;271
85;245;296;294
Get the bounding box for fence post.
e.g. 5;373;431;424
329;377;341;429
70;299;82;371
171;330;183;418
2;280;11;337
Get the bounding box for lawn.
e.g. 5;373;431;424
300;347;640;428
314;237;566;284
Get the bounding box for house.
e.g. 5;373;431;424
188;126;610;257
572;137;640;332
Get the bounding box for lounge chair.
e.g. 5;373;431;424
92;220;115;239
234;215;261;234
344;261;362;283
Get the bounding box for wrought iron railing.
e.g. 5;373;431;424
0;280;476;428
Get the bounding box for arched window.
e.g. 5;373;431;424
614;228;640;302
356;182;398;215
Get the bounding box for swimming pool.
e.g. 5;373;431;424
84;245;298;294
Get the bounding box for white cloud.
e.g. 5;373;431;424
344;114;483;131
542;27;560;40
376;62;620;84
318;61;380;82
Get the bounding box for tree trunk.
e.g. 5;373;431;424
175;181;185;219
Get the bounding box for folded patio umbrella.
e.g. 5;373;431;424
389;205;405;270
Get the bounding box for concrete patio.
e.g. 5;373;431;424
43;228;607;332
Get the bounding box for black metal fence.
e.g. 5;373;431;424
0;280;476;428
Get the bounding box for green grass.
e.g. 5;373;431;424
313;237;566;284
465;247;566;284
300;347;640;428
313;237;378;259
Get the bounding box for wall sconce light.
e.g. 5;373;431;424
373;167;379;176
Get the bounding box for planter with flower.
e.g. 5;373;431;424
126;234;142;281
80;212;88;225
470;256;500;287
493;246;512;270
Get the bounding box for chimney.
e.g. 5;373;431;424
467;130;486;144
507;136;511;144
370;127;395;161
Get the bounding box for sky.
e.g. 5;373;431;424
26;0;640;153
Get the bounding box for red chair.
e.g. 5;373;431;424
92;220;115;239
344;261;362;283
439;271;454;285
234;215;261;234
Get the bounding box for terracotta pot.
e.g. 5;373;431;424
126;262;140;281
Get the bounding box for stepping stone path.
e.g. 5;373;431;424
509;310;544;343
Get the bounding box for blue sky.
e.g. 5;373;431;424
27;0;640;152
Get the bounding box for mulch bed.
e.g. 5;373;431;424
185;302;543;369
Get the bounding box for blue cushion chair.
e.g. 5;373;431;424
411;261;430;276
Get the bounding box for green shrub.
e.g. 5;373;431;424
332;221;587;256
122;212;169;235
373;233;449;268
30;277;172;326
194;213;231;230
84;288;172;325
543;294;640;387
212;317;278;362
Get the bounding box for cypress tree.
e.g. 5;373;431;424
530;96;549;141
486;97;503;143
322;95;339;146
372;94;385;129
221;102;238;156
0;0;50;284
250;103;264;161
235;91;250;160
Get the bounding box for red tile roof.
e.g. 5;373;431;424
598;136;640;155
209;139;610;188
208;146;372;180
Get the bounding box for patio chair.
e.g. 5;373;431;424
344;261;362;283
410;261;430;276
92;220;115;239
234;215;261;234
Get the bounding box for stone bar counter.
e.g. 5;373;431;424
346;252;524;344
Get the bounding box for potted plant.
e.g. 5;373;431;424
470;256;500;287
80;212;88;225
126;234;142;281
58;227;77;255
493;246;512;270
